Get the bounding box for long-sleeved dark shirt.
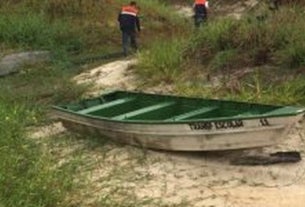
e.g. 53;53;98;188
118;6;141;32
194;4;207;17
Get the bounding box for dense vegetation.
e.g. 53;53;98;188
0;102;74;206
1;0;305;206
0;0;187;206
138;3;305;105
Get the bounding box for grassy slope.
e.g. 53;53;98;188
137;2;305;105
1;0;305;207
0;1;188;207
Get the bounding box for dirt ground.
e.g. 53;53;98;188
33;125;305;207
30;57;305;207
32;1;305;206
76;60;305;207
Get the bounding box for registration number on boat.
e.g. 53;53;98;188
189;120;244;130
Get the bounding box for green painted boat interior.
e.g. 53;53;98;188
56;91;304;122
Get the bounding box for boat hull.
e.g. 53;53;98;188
54;110;303;151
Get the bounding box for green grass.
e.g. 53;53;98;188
0;57;89;206
0;64;87;110
0;13;83;52
0;102;72;207
137;5;305;106
175;67;305;106
1;1;305;206
0;1;191;206
137;38;187;83
0;0;189;64
187;7;305;69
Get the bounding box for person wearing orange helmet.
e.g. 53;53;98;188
193;0;209;28
118;1;141;56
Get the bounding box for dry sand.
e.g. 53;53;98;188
31;1;305;205
29;58;305;207
73;58;139;95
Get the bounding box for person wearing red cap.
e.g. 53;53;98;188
118;1;141;56
193;0;209;28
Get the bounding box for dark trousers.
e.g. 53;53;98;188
194;14;206;28
122;30;137;56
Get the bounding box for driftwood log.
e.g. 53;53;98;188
230;151;301;166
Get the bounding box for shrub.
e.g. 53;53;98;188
137;38;186;83
0;13;83;52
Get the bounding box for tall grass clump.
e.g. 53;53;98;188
231;73;305;105
270;8;305;68
186;6;305;70
135;0;188;26
189;19;237;52
0;13;83;52
137;38;186;83
186;19;241;70
208;49;238;71
0;101;73;207
271;77;305;104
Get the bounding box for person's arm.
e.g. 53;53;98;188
205;1;209;9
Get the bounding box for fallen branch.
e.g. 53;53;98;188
230;151;301;166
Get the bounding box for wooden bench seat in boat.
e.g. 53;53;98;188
112;102;175;120
165;106;218;121
78;97;135;114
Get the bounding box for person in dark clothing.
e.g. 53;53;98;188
118;1;141;56
193;0;209;28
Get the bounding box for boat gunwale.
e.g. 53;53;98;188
52;106;305;125
52;90;305;124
